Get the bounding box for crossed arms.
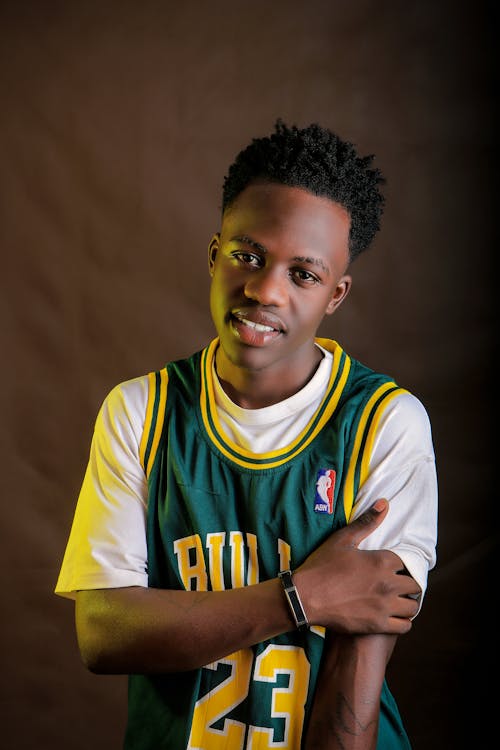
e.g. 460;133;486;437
76;501;419;749
59;380;436;749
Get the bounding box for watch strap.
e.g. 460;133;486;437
278;569;309;631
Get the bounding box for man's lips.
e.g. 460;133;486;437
231;309;286;334
227;309;286;347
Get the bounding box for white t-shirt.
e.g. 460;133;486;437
55;346;438;608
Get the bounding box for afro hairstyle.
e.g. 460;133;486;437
222;119;386;261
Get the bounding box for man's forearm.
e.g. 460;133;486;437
305;633;397;750
75;503;417;675
76;581;294;674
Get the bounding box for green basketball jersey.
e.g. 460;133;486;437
125;338;412;750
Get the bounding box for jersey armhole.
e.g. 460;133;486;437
342;383;408;521
139;368;169;478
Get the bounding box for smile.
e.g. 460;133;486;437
231;309;285;334
229;310;285;346
236;317;275;333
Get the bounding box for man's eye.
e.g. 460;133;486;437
292;269;319;285
233;252;261;267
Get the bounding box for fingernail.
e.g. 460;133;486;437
373;499;386;513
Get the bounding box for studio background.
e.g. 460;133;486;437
0;1;495;748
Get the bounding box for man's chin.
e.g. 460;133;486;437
218;338;283;375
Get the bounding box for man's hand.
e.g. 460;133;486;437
76;499;418;673
293;499;420;635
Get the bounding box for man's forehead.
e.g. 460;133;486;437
222;182;350;224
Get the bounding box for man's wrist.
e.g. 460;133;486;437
278;570;309;631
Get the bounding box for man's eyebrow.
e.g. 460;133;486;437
231;236;330;276
232;234;330;276
293;256;330;276
231;235;267;253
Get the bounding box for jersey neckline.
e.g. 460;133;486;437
199;337;352;470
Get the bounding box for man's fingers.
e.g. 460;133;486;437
393;595;420;619
341;499;389;547
388;617;413;635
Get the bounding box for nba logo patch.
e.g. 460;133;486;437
314;468;336;514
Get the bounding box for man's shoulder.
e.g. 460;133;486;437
96;375;151;433
109;340;214;405
318;338;432;425
317;337;392;376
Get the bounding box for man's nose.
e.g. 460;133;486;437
244;268;288;306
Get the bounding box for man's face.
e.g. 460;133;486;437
209;181;352;381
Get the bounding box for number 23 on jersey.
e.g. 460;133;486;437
187;644;311;749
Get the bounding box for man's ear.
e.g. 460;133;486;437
208;234;220;277
325;275;352;315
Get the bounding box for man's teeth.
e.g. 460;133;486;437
238;317;275;333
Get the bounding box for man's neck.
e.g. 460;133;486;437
214;346;323;409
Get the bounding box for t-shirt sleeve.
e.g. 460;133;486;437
54;376;150;599
351;391;438;608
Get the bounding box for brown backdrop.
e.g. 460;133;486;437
0;1;495;748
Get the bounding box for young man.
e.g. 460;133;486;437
56;121;437;749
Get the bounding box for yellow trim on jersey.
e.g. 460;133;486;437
359;387;409;487
139;368;169;478
147;368;169;477
199;338;351;470
342;381;398;521
139;371;157;470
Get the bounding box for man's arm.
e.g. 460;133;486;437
304;633;397;750
75;500;419;674
304;392;436;749
303;566;418;750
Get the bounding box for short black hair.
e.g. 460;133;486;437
222;119;386;262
